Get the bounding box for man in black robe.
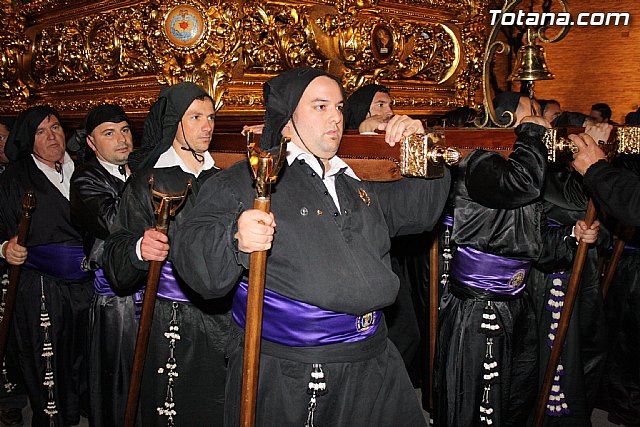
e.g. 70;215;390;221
0;115;28;427
433;92;599;427
102;82;229;426
0;106;92;426
172;67;451;427
69;104;134;426
343;83;425;137
571;125;640;226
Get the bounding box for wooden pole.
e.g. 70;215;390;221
428;228;439;412
0;191;36;365
239;134;285;427
534;200;597;427
601;224;634;299
239;197;270;427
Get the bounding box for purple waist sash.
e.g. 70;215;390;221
156;261;189;303
450;246;531;296
96;262;187;301
441;214;454;227
25;244;90;281
232;281;380;347
94;268;116;296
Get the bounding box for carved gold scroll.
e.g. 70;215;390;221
1;0;489;126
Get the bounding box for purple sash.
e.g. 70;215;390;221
94;268;116;296
441;214;454;227
96;261;187;301
157;261;189;302
232;281;380;347
25;244;90;281
450;246;531;296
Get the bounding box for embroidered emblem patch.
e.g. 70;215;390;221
508;269;526;289
356;311;377;331
358;188;371;206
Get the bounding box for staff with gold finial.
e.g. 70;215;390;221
124;177;191;427
0;190;36;365
240;130;286;427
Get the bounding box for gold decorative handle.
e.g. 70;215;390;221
401;132;461;179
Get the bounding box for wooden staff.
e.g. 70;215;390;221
601;224;635;299
534;200;597;427
240;133;286;427
0;191;36;365
428;227;439;411
124;177;191;427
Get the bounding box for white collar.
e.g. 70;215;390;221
285;141;359;181
154;145;216;177
97;158;128;182
31;152;74;200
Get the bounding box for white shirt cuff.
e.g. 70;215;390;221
136;237;144;261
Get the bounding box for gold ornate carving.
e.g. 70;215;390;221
0;1;30;110
400;132;460;178
1;0;486;119
615;127;640;155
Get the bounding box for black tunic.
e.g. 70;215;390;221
0;156;92;426
172;154;451;427
102;163;230;426
597;154;640;425
526;169;609;426
0;161;28;414
434;123;578;427
583;159;640;226
69;158;135;427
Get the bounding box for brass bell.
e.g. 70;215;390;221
508;29;554;82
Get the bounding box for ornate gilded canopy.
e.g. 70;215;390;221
0;0;488;123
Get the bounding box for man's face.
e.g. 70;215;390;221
87;121;133;166
589;110;606;123
514;96;540;126
543;102;562;124
0;123;9;163
369;91;394;120
286;76;344;161
33;115;66;164
175;97;215;153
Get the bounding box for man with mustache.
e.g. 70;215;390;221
69;104;135;426
0;106;92;426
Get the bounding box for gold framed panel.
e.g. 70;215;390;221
163;3;207;50
371;23;394;63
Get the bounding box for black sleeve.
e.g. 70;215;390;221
101;175;151;292
584;160;640;226
369;167;451;237
466;123;548;209
70;170;121;240
171;174;246;299
543;168;588;212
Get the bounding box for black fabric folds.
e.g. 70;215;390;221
343;84;388;130
128;82;209;172
493;92;522;126
260;67;344;149
5;105;59;162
